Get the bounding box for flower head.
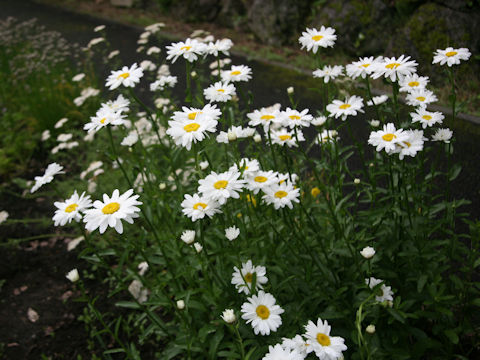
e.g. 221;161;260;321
371;55;418;82
399;73;429;93
360;246;375;259
304;318;348;360
433;47;471;67
406;89;438;108
313;65;344;83
262;344;304;360
270;128;305;147
225;226;240;241
241;291;284;335
346;56;382;79
53;191;92;226
198;170;245;205
166;38;207;63
221;65;252;82
431;128;453;143
66;269;80;283
299;26;337;53
326;95;364;121
204;81;236;103
232;260;268;294
262;182;300;210
31;163;64;193
181;230;195;245
221;309;237;324
397;129;426;160
410;108;444;129
282;107;313;128
106;63;143;90
368;123;408;154
366;277;394;302
181;193;222;221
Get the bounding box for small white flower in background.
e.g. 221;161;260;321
72;73;85;82
159;183;166;190
282;335;309;358
137;38;148;45
74;87;100;107
139;32;151;40
181;230;196;245
367;95;388;106
346;56;382;79
146;46;161;55
271;127;305;147
241;291;284;335
221;64;252;83
360;246;375;259
94;24;106;32
84;107;126;133
221;309;236;324
108;50;120;59
204;81;236;103
51;143;68;154
128;280;149;303
326;95;364;121
193;242;203;253
54;117;69;129
67;236;84;251
0;210;9;224
106;63;144;90
140;59;156;71
83;189;142;234
433;47;471;67
287;86;294;94
66;268;80;283
138;261;149;276
206;38;233;56
298;26;337;53
150;75;178;91
354;178;361;185
311;115;327;127
31;162;64;193
87;180;97;193
431;128;453;143
262;344;304;360
88;37;105;48
368;123;408;154
53;191;92;226
198;170;245;205
41;129;50;141
137;46;145;53
371;55;418;82
262;181;300;210
313;65;344;83
366;324;376;334
410;108;444;129
225;226;240;241
80;161;103;180
145;22;165;33
405;88;438;108
57;133;73;143
199;161;209;170
176;299;185;310
27;308;40;323
166;38;207;63
282;107;313;128
304;318;348;360
366;277;394;302
232;260;268;295
369;120;380;127
399;73;429;93
315;129;339;145
191;70;197;78
121;131;139;147
181;193;222;221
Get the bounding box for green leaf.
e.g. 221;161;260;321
473;257;480;269
208;328;225;360
387;308;406;324
471;298;480;307
417;274;428;293
115;301;141;310
443;329;459;344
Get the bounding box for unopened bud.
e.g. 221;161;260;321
287;86;294;94
177;300;185;310
253;134;262;143
221;309;236;323
366;324;376;334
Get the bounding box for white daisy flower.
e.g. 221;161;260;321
406;89;438;108
232;260;268;295
270;128;305;147
66;269;79;283
105;63;144;90
346;56;382;79
108;50;120;59
72;73;85;82
53;191;92;226
121;131;139;146
84;107;126;133
245;170;278;194
57;133;73;142
150;75;178;91
146;46;161;55
262;344;304;360
304;318;348;360
181;193;222;221
94;25;106;32
313;65;344;83
433;47;471;67
88;37;105;48
298;26;337;53
145;22;164;33
365;277;394;302
103;94;130;113
396;129;426;160
166;38;207;63
221;65;252;82
368;123;408;154
410;108;444;129
241;291;284;335
282;335;309;358
371;55;418;82
326;95;364;121
229;158;261;177
431;128;453;143
83;189;142;234
140;60;156;71
225;226;240;241
262;182;300;210
31;163;64;193
367;94;388;106
247;106;282;131
167;114;218;151
41;130;51;141
206;38;233;56
360;246;375;259
171;103;221;123
315;129;339;144
311;115;327;127
0;210;9;224
198;170;245;205
180;229;195;244
369;120;380;127
221;309;236;324
398;73;429;93
204;81;236;103
216;126;255;143
282;107;313;128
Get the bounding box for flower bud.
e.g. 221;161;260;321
194;242;203;253
287;86;294;94
227;131;237;142
253;134;262;143
66;268;79;283
221;309;236;323
176;300;185;310
181;230;195;245
354;178;360;185
191;71;197;78
366;324;376;334
199;161;209;170
360;246;375;259
159;183;166;190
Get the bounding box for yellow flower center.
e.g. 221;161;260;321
404;141;411;147
274;190;288;198
289;115;300;120
180;46;191;51
193;202;207;210
246;194;257;207
102;202;120;214
311;187;321;198
254;176;268;183
183;123;200;132
382;133;396;142
360;63;370;68
188;111;201;120
385;62;401;69
217;89;225;92
446;51;457;57
230;70;241;75
416;96;426;102
255;305;270;320
214;180;228;189
316;333;331;346
100;117;106;124
261;115;275;121
339;104;351;109
117;72;130;79
422;115;432;120
408;81;420;87
279;134;292;141
65;203;78;213
312;35;323;41
244;272;253;283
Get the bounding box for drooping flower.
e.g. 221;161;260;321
221;309;237;324
241;291;284;335
206;38;233;56
431;128;453;143
225;226;240;241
